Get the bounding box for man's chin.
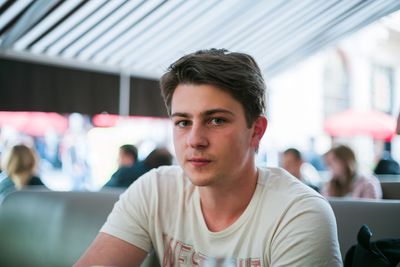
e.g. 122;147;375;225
186;174;215;187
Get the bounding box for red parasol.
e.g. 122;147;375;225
0;111;68;136
324;109;396;141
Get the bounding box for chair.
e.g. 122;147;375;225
380;182;400;199
0;190;159;267
329;198;400;257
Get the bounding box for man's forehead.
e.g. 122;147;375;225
170;84;244;115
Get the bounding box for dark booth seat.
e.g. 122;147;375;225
0;190;159;267
328;198;400;257
1;190;400;266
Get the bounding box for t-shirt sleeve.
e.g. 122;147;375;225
270;196;343;267
100;172;153;252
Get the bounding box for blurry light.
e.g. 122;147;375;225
92;113;121;127
30;0;106;54
0;0;33;31
14;0;81;50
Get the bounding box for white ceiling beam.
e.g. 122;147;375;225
132;0;242;71
13;0;82;50
120;0;220;70
76;0;167;61
30;0;106;54
0;0;33;32
63;0;147;59
45;0;125;56
108;0;200;66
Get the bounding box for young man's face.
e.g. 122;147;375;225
171;83;265;187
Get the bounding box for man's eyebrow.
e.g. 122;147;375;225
171;109;235;118
203;109;235;116
171;112;191;118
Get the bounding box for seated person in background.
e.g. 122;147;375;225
0;144;44;202
104;144;138;188
142;147;173;170
282;148;321;191
322;144;382;199
76;49;341;267
374;150;400;176
117;144;138;168
104;147;172;188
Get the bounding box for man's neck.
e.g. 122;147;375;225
198;166;259;232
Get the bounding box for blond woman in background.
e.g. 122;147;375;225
0;144;44;202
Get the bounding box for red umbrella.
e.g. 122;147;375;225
324;109;396;141
0;111;68;136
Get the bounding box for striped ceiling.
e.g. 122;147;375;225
0;0;399;79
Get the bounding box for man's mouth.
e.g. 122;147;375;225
188;158;212;167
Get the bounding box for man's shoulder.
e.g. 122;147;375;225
257;168;334;236
258;167;325;206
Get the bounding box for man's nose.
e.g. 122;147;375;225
187;123;209;149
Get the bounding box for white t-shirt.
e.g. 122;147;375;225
101;166;342;267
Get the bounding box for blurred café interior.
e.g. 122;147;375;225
1;0;400;266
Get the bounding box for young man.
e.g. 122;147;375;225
75;49;342;267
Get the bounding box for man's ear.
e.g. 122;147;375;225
251;116;268;148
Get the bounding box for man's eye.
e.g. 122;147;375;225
175;120;191;127
209;118;225;125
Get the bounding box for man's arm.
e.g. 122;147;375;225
74;232;148;267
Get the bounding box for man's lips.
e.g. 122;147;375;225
187;158;212;167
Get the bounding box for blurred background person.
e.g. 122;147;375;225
104;147;173;188
322;144;382;199
117;144;138;168
60;113;91;190
104;144;138;188
282;148;321;191
0;144;44;202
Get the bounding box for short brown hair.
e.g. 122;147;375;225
160;49;266;128
283;148;303;161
